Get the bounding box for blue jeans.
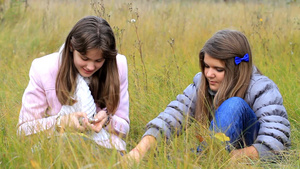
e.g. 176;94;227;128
209;97;260;150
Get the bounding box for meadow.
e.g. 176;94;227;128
0;0;299;168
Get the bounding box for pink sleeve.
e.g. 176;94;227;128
17;59;57;136
105;54;130;135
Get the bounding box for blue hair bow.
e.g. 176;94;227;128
235;53;249;65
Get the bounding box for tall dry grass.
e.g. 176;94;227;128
0;0;299;168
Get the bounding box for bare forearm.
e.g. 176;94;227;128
137;135;156;155
128;135;157;162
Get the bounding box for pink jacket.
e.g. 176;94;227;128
18;52;130;136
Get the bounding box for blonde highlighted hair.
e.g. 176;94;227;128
195;29;260;125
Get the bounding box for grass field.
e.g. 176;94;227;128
0;0;299;168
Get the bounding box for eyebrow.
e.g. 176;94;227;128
79;52;87;57
203;61;225;69
80;54;104;61
96;58;105;61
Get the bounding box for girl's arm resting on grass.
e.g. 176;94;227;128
142;73;201;143
127;135;157;162
125;73;201;162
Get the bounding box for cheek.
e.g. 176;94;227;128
95;62;104;70
218;72;225;82
73;57;83;67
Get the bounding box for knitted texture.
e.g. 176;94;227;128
58;74;125;150
58;75;96;118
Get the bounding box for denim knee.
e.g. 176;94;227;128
217;97;250;117
211;97;259;148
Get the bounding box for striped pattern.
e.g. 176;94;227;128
143;67;290;160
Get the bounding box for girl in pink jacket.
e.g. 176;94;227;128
18;16;129;151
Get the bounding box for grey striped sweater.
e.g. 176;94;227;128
143;67;291;160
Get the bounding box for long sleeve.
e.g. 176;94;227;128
17;55;59;136
245;72;291;160
142;73;202;142
105;54;130;136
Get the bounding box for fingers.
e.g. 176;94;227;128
60;112;88;132
74;111;88;119
71;114;87;132
94;110;107;122
59;111;109;133
90;110;108;133
76;123;86;132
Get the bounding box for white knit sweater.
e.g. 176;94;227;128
58;74;125;150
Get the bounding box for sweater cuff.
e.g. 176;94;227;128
142;128;162;143
106;115;130;136
253;143;276;161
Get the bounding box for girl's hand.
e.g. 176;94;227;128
229;146;259;162
60;112;88;132
112;136;156;168
126;136;156;162
86;110;108;133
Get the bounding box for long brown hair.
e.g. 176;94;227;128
55;16;120;114
195;29;255;125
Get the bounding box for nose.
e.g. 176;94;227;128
206;68;215;78
86;61;95;71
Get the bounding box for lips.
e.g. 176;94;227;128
209;81;217;85
83;68;94;74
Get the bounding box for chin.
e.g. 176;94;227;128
79;72;92;78
210;86;218;92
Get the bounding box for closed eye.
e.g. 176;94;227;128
80;56;88;61
216;68;224;72
96;58;105;62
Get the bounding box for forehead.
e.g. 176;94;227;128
203;53;225;67
84;48;103;59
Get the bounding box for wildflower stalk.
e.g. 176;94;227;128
90;0;110;21
128;3;148;90
168;38;180;76
131;53;140;91
113;26;125;54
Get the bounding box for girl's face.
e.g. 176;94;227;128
203;53;225;92
73;48;105;77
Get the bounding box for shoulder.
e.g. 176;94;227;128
178;72;202;104
182;72;202;96
116;54;128;78
116;54;127;68
193;72;202;89
30;52;60;88
31;52;60;73
247;67;279;93
248;72;280;95
116;53;127;62
245;69;284;111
